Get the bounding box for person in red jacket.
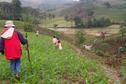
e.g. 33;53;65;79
0;21;27;80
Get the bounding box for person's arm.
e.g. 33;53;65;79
0;37;4;54
17;31;27;45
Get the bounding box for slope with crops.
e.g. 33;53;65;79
0;32;110;84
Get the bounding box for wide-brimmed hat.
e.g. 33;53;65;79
5;20;15;27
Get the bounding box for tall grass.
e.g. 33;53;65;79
0;32;109;84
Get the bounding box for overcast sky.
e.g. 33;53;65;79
0;0;75;6
0;0;74;3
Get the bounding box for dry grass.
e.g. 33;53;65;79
49;25;120;37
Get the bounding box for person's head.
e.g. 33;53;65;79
58;40;61;43
53;36;56;38
5;20;15;28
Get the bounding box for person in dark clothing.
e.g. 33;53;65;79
0;21;27;80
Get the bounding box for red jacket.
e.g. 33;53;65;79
1;28;27;60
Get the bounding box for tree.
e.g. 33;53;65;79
74;16;84;28
120;26;126;40
75;30;85;44
0;2;13;19
12;0;22;20
104;2;112;8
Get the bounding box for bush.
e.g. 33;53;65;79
23;23;34;32
74;16;84;28
94;42;111;54
119;44;126;52
75;31;85;44
119;47;126;52
21;14;37;32
85;17;111;28
120;26;126;38
95;50;105;56
121;61;126;83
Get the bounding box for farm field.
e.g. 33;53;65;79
0;32;109;84
0;0;126;83
41;17;73;28
94;7;126;22
48;25;121;36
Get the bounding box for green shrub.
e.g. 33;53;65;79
0;33;109;83
119;47;126;52
75;30;85;44
21;14;37;32
23;23;34;32
74;16;84;28
86;17;111;28
94;42;111;53
120;26;126;38
95;50;105;56
121;61;126;83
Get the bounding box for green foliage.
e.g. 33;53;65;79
75;30;85;44
104;2;112;8
119;43;126;52
12;0;22;20
119;47;126;52
120;26;126;38
74;16;84;28
121;61;126;83
21;14;37;32
94;41;111;55
85;17;111;28
0;0;22;20
100;43;111;51
0;2;13;20
73;16;111;28
23;23;33;32
0;33;109;83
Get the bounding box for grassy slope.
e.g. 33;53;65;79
42;7;126;28
0;32;109;83
53;4;126;22
41;17;73;28
94;7;126;22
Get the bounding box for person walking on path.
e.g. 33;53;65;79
0;21;27;80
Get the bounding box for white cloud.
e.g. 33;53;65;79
0;0;11;2
73;0;80;1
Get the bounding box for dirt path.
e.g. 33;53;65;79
47;25;120;37
103;66;121;84
72;44;122;84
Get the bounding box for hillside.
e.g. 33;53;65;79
52;0;126;22
0;30;110;83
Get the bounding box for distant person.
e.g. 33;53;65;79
100;32;107;40
0;21;27;80
36;30;39;37
56;38;63;50
52;36;58;45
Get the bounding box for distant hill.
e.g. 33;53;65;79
51;0;126;22
21;0;73;8
0;0;73;8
